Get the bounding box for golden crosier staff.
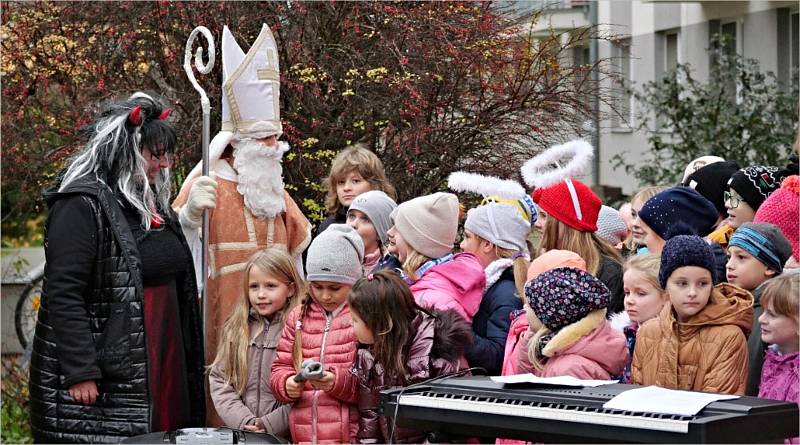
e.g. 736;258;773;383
183;26;215;336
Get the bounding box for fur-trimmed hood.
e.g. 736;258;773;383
542;309;627;378
430;309;473;362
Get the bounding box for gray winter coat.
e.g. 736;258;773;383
209;314;290;438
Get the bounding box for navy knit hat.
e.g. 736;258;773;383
525;267;609;332
729;222;792;274
658;225;716;288
638;187;719;239
684;160;741;217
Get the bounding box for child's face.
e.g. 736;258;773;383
459;230;495;268
759;305;800;353
629;198;647;245
350;309;375;345
248;265;294;320
726;245;773;290
310;281;352;313
347;209;379;254
666;266;713;322
623;268;666;324
636;218;665;254
725;189;756;229
336;171;372;208
386;226;409;262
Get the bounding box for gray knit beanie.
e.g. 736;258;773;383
348;190;397;248
306;224;365;285
464;202;530;252
596;205;629;246
390;192;459;259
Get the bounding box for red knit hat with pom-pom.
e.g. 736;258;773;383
532;179;601;232
754;175;800;260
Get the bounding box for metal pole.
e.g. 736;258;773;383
589;0;600;186
183;26;215;338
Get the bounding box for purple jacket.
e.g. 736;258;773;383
759;347;799;444
351;309;473;444
410;253;485;322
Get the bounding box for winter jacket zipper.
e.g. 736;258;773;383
311;312;333;444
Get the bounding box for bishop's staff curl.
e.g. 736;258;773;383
183;26;215;337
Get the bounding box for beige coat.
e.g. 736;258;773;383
632;283;753;395
209;315;290;437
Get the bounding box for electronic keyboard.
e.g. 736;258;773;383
379;376;799;443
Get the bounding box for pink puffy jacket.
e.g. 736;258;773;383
501;314;529;376
517;310;627;379
410;253;486;322
270;300;359;444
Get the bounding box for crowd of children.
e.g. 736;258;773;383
203;141;799;443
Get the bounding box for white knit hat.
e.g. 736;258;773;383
595;205;628;246
306;224;365;285
391;192;459;259
464;203;530;252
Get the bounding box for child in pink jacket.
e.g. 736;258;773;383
270;225;363;443
501;250;587;376
517;267;627;379
386;192;485;321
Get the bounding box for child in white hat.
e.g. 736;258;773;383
387;192;485;322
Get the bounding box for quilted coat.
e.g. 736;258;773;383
29;175;205;443
632;283;753;395
209;314;289;437
759;347;799;444
410;253;485;322
351;309;473;443
270;300;359;443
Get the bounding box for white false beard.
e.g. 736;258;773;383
232;139;290;219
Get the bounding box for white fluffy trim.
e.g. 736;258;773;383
608;310;631;332
179;131;234;196
520;139;594;189
448;171;526;200
484;258;515;291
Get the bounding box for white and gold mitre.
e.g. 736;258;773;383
221;24;282;137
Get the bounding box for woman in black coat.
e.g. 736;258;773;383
29;93;205;443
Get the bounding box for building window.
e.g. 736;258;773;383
792;12;799;74
665;32;679;72
611;39;631;128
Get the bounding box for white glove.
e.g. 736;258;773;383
179;174;218;230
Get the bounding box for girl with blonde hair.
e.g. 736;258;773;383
209;247;304;436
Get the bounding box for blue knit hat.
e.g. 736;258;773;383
658;225;716;288
638;187;719;240
729;222;792;274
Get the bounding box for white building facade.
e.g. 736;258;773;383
515;0;799;197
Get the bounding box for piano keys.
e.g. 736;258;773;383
379;376;799;443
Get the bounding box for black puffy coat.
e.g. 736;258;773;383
29;175;205;443
351;309;472;444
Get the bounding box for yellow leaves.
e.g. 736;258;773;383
302;198;325;222
290;64;328;83
300;137;319;148
353;120;365;130
341;88;354;97
137;62;150;74
301;149;336;161
284;183;298;191
365;66;388;81
286;152;296;162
